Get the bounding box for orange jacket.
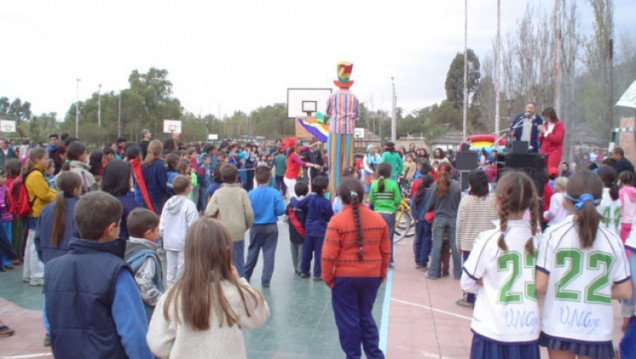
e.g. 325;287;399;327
321;205;391;288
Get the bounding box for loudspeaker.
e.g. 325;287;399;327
497;153;546;196
455;151;478;171
506;141;529;154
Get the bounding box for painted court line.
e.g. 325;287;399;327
1;353;52;359
391;298;472;320
378;269;393;352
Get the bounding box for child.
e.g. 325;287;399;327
205;163;223;204
543;176;568;227
159;175;199;285
125;208;163;322
43;192;153;358
0;168;13;270
596;166;620;236
177;158;197;203
291;176;334;280
331;167;358;214
369;162;401;267
410;175;434;270
321;178;390;359
461;171;542;358
66;142;98;193
44;159;55;188
165;153;179;198
206;164;254;278
536;169;632;359
5;159;23;258
245;166;285;287
619;171;636;246
35;172;82;263
287;182;308;275
146;218;269;358
101;159;140;240
401;154;416;184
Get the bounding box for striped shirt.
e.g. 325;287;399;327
455;193;498;252
325;90;359;134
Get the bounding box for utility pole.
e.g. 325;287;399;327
391;77;397;142
75;78;81;138
97;84;102;128
494;0;501;135
553;0;562;115
463;0;468;140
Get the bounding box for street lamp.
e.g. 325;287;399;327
75;78;81;138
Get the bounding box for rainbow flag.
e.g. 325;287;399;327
296;113;329;142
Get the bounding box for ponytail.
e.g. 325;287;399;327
50;194;66;248
351;191;364;261
378;176;385;192
565;192;601;248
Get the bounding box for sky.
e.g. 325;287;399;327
1;0;635;121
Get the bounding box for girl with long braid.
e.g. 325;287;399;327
536;169;632;359
461;171;542;358
321;178;390;359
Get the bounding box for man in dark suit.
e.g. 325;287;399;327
509;102;543;153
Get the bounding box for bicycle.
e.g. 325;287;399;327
394;185;415;243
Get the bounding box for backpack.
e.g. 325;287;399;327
7;169;38;218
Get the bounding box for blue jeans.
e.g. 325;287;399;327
379;213;395;264
233;240;245;278
301;235;324;277
427;216;461;279
413;221;432;267
244;223;278;285
332;277;385;359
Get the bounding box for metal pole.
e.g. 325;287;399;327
494;0;501;134
118;92;122;137
553;0;562;115
97;84;102;128
391;77;396;142
75;78;81;138
463;0;468;139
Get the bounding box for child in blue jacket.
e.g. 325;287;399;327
291;176;334;280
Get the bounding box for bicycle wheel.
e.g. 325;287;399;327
394;210;414;243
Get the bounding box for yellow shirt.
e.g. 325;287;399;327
25;164;57;218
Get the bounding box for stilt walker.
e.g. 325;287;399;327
326;61;359;200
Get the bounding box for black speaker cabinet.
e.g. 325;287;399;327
506;141;529;154
455;151;478;171
497;153;546;196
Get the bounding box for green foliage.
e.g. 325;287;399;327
445;49;481;109
0;97;32;122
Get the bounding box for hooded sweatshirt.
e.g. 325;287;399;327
159;195;199;251
619;186;636;224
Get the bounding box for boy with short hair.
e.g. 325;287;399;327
287;181;308;275
125;208;163;322
206;164;254;277
43;191;153;359
159;175;199;285
245;166;285;287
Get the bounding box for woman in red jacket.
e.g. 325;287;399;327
538;107;565;169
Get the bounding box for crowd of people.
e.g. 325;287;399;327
0;122;635;359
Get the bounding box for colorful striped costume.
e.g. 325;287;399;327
325;90;359;199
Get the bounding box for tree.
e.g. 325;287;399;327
444;49;481;109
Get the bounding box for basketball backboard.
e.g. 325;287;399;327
287;88;332;118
